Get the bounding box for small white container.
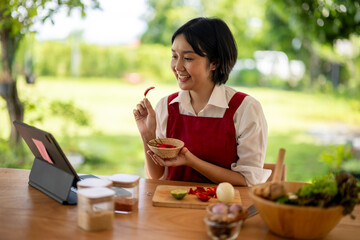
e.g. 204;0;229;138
77;187;115;231
108;173;140;214
77;178;112;190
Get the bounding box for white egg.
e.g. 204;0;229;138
216;182;235;203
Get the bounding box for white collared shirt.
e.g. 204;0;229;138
154;84;271;186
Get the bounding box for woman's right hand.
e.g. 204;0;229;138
133;98;156;141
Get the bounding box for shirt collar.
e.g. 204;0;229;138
208;84;228;109
169;84;228;109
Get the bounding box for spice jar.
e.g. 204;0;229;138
77;178;112;190
77;187;115;231
109;173;140;214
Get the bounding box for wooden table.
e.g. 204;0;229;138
0;168;359;240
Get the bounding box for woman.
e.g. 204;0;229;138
133;17;270;186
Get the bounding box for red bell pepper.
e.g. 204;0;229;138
196;192;211;202
205;187;217;197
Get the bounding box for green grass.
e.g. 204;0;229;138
1;76;360;182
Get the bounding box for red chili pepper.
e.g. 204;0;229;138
205;187;217;197
144;86;155;97
156;143;177;148
188;188;196;195
188;186;207;194
195;186;206;193
196;192;211;202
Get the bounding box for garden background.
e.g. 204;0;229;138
1;0;360;183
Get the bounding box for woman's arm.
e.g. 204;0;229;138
148;148;248;186
133;98;165;179
231;96;270;186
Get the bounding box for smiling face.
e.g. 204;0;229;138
171;34;216;91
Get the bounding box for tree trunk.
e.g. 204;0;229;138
1;81;24;145
1;28;24;146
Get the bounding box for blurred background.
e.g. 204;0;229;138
1;0;359;182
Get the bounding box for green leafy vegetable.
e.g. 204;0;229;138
335;172;360;218
296;173;338;207
275;172;360;218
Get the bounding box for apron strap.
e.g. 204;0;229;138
223;92;248;119
167;92;179;115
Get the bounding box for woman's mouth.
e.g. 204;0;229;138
178;74;191;82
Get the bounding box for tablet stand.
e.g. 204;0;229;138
29;158;76;205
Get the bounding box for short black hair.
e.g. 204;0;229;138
172;17;237;85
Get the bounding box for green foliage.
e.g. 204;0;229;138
49;100;90;126
266;0;360;45
320;144;354;171
202;0;267;58
21;40;174;82
342;159;360;174
0;138;32;168
0;0;100;72
229;69;262;86
265;0;360;91
141;0;267;58
141;0;199;45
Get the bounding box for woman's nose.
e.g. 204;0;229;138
175;59;185;71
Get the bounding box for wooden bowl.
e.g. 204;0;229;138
249;181;344;239
147;138;184;159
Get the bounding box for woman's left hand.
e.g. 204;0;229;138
147;147;192;167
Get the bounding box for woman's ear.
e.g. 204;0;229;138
210;60;220;71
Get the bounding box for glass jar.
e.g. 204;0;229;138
77;187;115;231
109;173;140;214
77;178;112;190
204;216;243;240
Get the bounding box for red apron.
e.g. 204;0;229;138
166;91;247;183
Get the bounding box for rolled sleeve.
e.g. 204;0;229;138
232;96;269;186
231;164;272;186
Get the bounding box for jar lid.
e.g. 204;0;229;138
108;174;140;188
77;178;112;189
77;187;115;199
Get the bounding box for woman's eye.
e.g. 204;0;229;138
172;55;178;59
184;58;193;61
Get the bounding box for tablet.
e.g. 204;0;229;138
14;121;101;204
13;121;82;181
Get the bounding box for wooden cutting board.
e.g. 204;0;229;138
152;185;242;209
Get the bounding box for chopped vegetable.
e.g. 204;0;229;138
205;187;217;197
188;186;206;194
171;189;187;200
196;192;211;202
144;86;155;97
188;186;217;202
